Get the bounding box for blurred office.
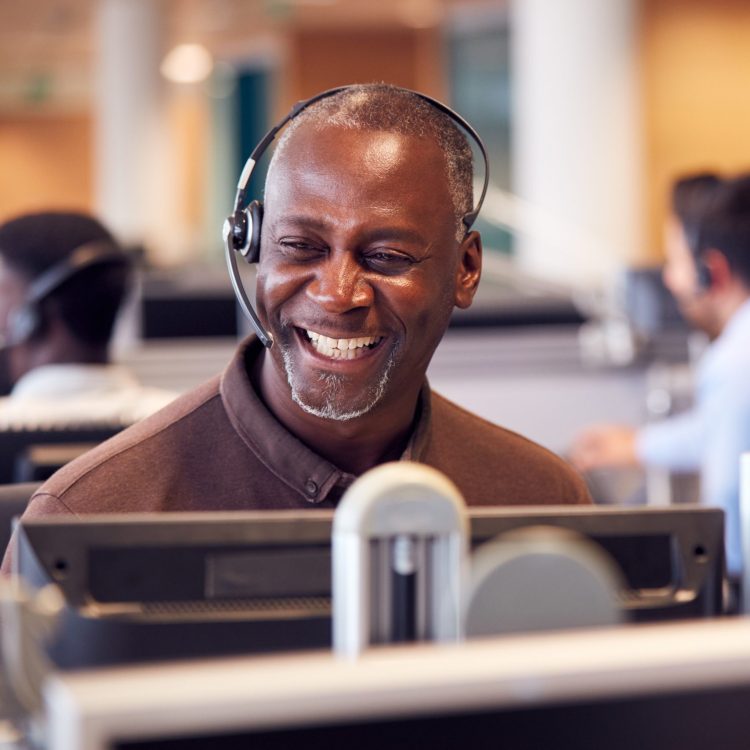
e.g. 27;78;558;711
1;0;750;497
5;2;750;747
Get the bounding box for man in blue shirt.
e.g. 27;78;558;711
572;174;750;581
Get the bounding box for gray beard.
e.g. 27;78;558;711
280;345;396;422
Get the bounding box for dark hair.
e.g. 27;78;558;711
0;211;132;346
696;174;750;287
670;173;723;255
269;83;474;241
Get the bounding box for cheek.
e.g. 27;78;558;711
256;262;306;317
6;346;27;384
0;293;18;331
400;281;454;341
663;260;697;301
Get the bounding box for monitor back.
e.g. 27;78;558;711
0;425;123;484
16;505;725;668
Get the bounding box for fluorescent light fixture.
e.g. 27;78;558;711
161;43;213;84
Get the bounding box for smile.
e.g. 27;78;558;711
303;329;383;360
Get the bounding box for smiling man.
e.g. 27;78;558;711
2;85;589;571
253;106;486;477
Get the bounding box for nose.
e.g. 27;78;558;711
306;253;373;313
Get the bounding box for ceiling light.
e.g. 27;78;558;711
161;44;214;84
398;0;442;29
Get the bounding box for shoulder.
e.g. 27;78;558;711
30;376;225;514
426;391;592;506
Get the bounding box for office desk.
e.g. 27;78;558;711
45;617;750;750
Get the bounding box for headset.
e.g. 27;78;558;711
223;85;490;349
683;224;713;291
3;241;130;348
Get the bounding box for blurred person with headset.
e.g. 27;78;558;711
0;211;176;427
571;173;750;584
3;84;591;572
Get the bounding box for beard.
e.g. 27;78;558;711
279;338;398;422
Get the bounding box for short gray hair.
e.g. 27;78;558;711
267;83;474;241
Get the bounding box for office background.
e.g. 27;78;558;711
1;0;749;497
3;0;750;270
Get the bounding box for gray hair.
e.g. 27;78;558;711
267;83;474;241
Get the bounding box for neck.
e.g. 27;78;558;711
14;336;108;383
714;285;750;336
253;352;420;475
38;342;109;368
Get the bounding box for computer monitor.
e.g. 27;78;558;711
43;617;750;750
469;504;726;621
0;425;123;484
15;504;725;670
17;510;335;669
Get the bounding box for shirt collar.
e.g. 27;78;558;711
717;296;750;344
699;296;750;379
219;336;432;504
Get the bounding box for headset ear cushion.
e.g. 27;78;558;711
8;304;39;346
228;210;248;253
242;200;264;264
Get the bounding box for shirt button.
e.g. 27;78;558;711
304;479;319;499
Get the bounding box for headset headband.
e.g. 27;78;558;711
231;85;489;232
225;84;489;349
25;241;129;305
1;240;129;350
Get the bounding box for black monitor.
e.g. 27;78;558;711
0;425;123;484
140;269;238;339
16;505;725;669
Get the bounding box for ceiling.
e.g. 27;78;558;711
0;0;494;111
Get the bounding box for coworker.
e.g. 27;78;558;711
0;211;176;427
2;85;590;572
571;173;750;579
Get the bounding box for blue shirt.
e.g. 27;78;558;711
637;298;750;577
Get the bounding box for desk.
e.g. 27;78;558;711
45;617;750;750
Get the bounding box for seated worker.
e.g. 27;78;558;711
2;84;590;572
0;211;176;426
571;173;750;582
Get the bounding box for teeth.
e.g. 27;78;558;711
304;329;382;359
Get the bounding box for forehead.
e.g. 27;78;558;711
265;125;452;214
664;214;696;262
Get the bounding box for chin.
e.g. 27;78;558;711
292;394;372;422
676;300;710;335
282;346;396;422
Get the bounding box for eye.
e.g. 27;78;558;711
277;238;327;260
363;250;416;274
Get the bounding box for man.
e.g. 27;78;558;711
2;85;589;572
0;211;175;427
572;173;750;580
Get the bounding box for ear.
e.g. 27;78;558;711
454;231;482;309
701;248;732;291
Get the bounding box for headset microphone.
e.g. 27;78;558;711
223;85;490;350
223;212;273;348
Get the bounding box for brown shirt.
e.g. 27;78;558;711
2;337;590;571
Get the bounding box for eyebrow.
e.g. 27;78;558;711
273;215;429;246
274;215;330;233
